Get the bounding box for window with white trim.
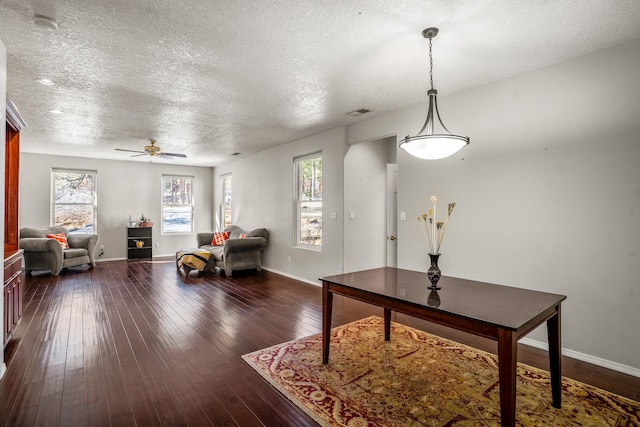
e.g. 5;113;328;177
294;152;322;248
161;175;194;234
220;174;232;229
52;169;97;233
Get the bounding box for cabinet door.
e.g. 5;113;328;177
4;284;12;346
12;279;21;326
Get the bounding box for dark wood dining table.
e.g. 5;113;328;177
319;267;567;427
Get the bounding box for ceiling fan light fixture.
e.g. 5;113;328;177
115;139;187;159
399;27;469;160
145;139;161;156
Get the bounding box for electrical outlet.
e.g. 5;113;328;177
155;242;159;247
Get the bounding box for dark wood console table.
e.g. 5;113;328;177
320;267;566;427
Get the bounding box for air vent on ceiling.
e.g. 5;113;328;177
347;108;371;117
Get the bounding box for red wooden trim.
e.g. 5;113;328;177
4;125;19;252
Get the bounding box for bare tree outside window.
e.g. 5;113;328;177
162;176;194;234
52;169;97;233
295;153;322;247
221;174;232;229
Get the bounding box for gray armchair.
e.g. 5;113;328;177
196;225;268;276
19;226;99;276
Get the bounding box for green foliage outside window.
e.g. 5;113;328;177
296;154;322;246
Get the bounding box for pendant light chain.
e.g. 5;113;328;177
429;37;434;91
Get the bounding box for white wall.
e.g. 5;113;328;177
20;154;213;259
346;38;640;374
214;127;346;285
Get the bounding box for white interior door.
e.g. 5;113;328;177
386;163;398;267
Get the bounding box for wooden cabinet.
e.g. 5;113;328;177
127;227;152;259
4;249;23;347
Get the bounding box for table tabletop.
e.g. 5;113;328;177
320;267;566;332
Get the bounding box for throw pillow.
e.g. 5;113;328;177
212;231;230;246
239;233;246;238
46;233;69;249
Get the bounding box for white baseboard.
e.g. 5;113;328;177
0;362;6;380
261;267;321;287
519;337;640;378
96;254;175;263
96;257;126;262
153;253;176;258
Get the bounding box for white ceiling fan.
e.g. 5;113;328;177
116;139;187;159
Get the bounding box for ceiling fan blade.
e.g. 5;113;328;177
130;153;147;157
115;148;146;154
162;152;187;158
156;153;174;160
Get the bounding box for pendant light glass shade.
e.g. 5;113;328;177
399;28;469;160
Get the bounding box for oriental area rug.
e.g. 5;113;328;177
242;316;639;426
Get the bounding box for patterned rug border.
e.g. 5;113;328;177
242;316;639;426
242;330;336;426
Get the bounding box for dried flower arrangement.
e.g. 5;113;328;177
417;196;456;255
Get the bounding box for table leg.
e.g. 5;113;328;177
547;305;562;408
498;328;517;427
322;281;333;364
383;308;391;341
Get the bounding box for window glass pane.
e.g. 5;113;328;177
162;206;192;233
223;206;232;228
299;200;322;246
223;176;232;204
295;153;322;247
54;172;95;204
52;169;97;233
54;205;95;233
298;157;322;201
162;176;194;234
221;174;232;228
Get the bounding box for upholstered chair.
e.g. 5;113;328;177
19;226;99;276
196;225;268;276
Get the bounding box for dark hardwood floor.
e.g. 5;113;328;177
2;258;639;426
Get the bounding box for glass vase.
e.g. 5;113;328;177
427;253;441;290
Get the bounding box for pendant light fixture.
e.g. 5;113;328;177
399;28;469;160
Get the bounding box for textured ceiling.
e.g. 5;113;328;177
1;0;640;166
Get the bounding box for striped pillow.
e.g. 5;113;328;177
47;233;69;249
211;231;230;246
